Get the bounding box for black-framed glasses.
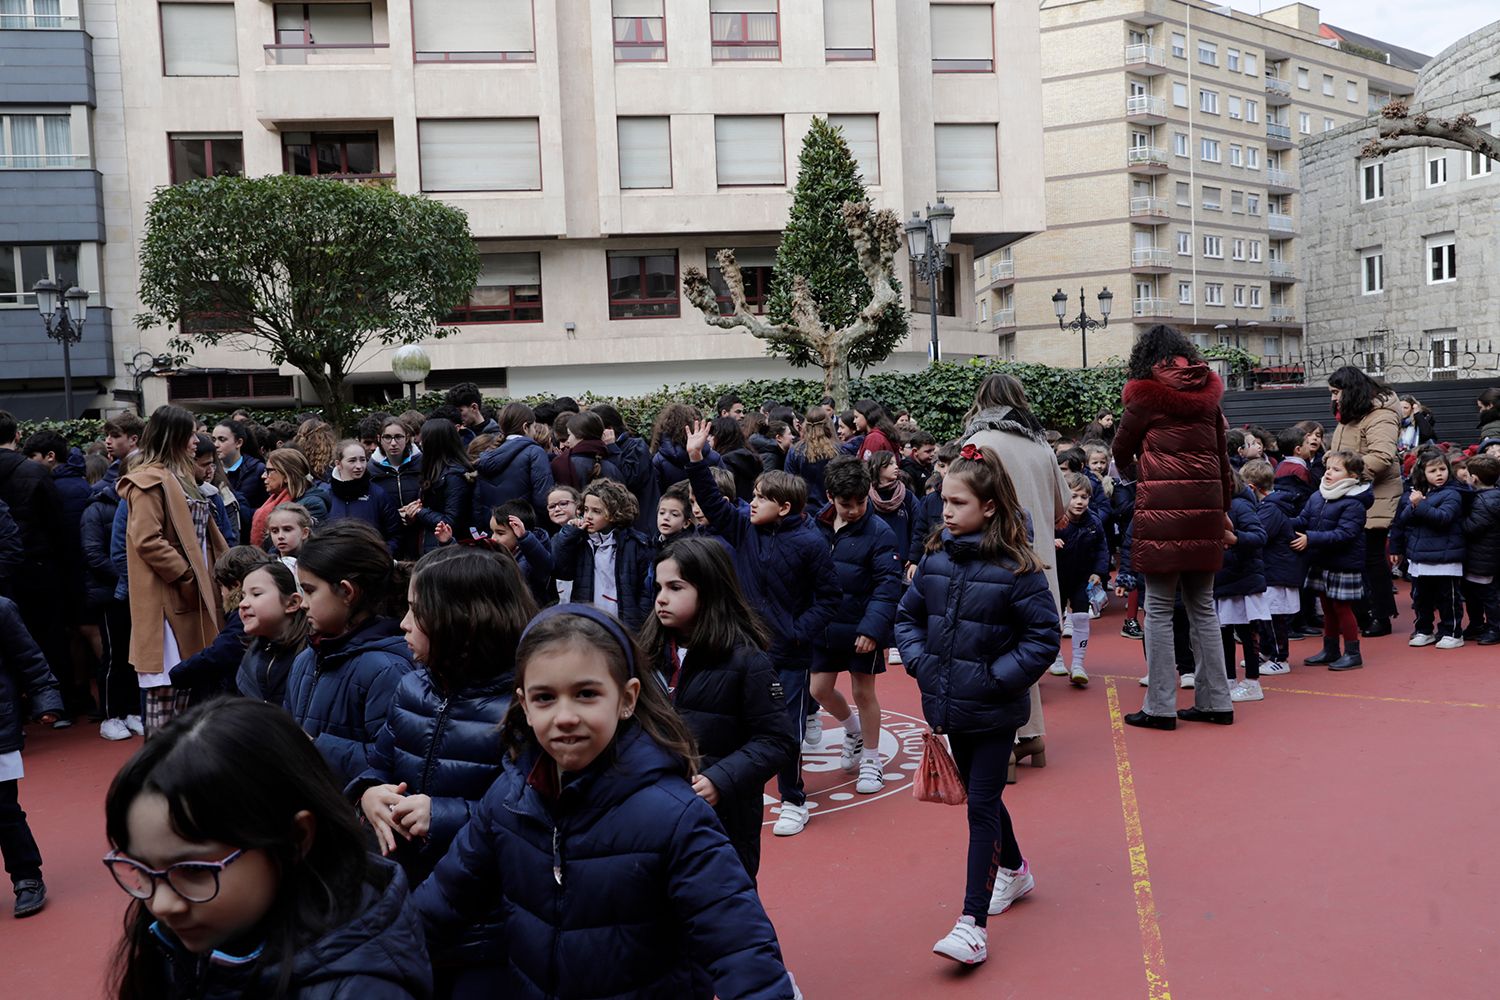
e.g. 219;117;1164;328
103;848;245;903
380;433;407;441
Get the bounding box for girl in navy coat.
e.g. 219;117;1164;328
639;537;797;881
1215;471;1269;702
472;402;556;527
866;450;917;565
104;698;431;1000
1389;447;1468;648
1292;450;1374;670
354;546;538;1000
551;478;653;631
323;440;402;555
285;522;415;785
408;420;474;554
894;444;1061;967
413;605;797;1000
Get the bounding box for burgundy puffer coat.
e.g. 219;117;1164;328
1111;359;1234;574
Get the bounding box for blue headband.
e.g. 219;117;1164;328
520;603;638;677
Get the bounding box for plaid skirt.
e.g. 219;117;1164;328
1307;567;1364;602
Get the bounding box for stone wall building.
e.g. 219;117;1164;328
1299;20;1500;387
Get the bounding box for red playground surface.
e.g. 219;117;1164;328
4;599;1498;999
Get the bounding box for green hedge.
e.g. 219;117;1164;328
19;360;1127;449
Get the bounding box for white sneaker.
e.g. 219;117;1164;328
1260;660;1291;675
887;648;902;665
1436;635;1465;650
1088;607;1102;619
773;801;809;837
1138;674;1150;687
99;718;132;741
1069;665;1089;687
840;727;863;772
1180;673;1196;689
857;756;885;794
1049;657;1069;676
988;859;1035;915
1230;679;1264;702
932;916;987;965
124;715;144;736
1061;618;1073;638
802;714;823;747
1409;633;1437;647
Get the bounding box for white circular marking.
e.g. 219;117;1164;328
829;792;854;801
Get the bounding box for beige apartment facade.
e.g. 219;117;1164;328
976;0;1420;374
97;0;1045;412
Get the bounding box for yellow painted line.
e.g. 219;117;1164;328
1094;673;1500;712
1105;677;1172;1000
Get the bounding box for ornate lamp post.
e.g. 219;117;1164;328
390;344;431;404
33;278;90;419
904;197;956;363
1051;286;1113;368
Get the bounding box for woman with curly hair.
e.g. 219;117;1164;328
292;419;336;484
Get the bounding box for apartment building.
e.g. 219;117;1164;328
976;0;1422;374
67;0;1046;414
1300;19;1500;384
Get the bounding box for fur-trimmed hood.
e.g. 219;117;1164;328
962;406;1047;444
1121;361;1224;417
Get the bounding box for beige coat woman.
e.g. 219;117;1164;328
1329;392;1402;530
117;465;228;675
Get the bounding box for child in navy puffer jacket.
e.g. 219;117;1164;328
551;479;652;631
1241;460;1302;674
1389;447;1468;648
1053;472;1109;688
1215;471;1268;702
895;445;1060;968
1292;450;1373;671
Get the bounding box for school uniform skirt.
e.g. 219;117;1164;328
1215;592;1270;625
1306;567;1364;602
1266;585;1301;616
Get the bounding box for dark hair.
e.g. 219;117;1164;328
193;431;216;460
715;393;743;415
659;480;692;515
589;404;627;435
709;415;750;454
754;469;807;515
1328;365;1384;424
1226;428;1248;453
853;399;897;438
824;454;871;500
106;698;371;1000
1126;325;1203;382
444;382;483;410
649;403;700;454
936;441;961;464
768;405;797;428
1478;387;1500;425
491;498;536;533
909;430;937;449
640;537;770;661
1246;425;1274;450
1325;449;1367;481
930;445;1043;573
568;411;606;445
419;418;473;491
497;402;534;438
297;520;395;627
267;420;298;449
962;373;1046;433
213;545;271;613
214;418;261;460
0;410;16;447
355;415;385;444
21;429;67;460
105;412;146;440
1468;454;1500;487
532;401;560;429
553;397;580;414
244;561;311;649
584;478;639;526
429;403;464;428
1410;446;1451;492
85;452;108;484
409;546;537;692
741;411;769;438
1276;426;1307;456
1057;447;1088;472
501;613;698;775
767;420;790;439
866;449;898;483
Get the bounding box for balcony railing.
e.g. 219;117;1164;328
1131;247;1171;268
1125;95;1167;117
1129;195;1169;217
0;12;80;28
1270;306;1297;323
0;152;89;169
1267;260;1295;279
988;259;1014;281
1268;212;1295;232
1266;122;1292;142
264;42;391;65
1264;76;1291;97
1132;297;1171;317
990;308;1016;330
1127;146;1169;168
1266;167;1296;188
1123;43;1165;68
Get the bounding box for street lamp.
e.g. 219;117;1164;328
390;344;431;404
34;279;89;419
1051;286;1112;368
905;197;956;363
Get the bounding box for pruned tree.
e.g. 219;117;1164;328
135;174;480;432
1360;98;1500;160
682;117;907;409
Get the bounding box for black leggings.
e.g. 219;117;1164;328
1223;624;1260;680
1361;528;1396;623
98;600;138;721
948;729;1023;927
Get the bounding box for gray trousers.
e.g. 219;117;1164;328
1141;571;1232;716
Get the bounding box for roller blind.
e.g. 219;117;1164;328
419;119;541;192
617;117;671;189
824;0;872;50
160;3;239;77
710;246;777;269
934;124;997;191
413;0;534;55
826;114;879;185
478;252;541;286
309;4;372;44
714;116;784;186
930;4;992;61
708;0;775;10
613;0;661;14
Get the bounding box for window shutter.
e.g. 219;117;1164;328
934;124;997;191
617;117;671;189
708;0;776;10
479;252;541;286
714;116;785;186
414;0;533;55
827;114;879;185
930;4;992;62
161;3;239;77
824;0;873;49
613;0;662;14
419;119;541;192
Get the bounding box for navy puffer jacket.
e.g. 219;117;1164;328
474;436;555;526
783;445;831;510
1259;488;1305;589
814;505;903;650
414;465;474;553
608;432;659;535
284;617;415;785
414;726;796;1000
1463;487;1500;578
653;440;720;494
1294;484;1374;573
0;597;63;753
911;488;942;554
1214;488;1267;599
551;525;653;631
80;486;121;607
1056;511;1110;591
1389;480;1467;565
368;449;423;508
894;532;1061;734
323;476;402;554
170;609;247;694
145;857;431;1000
236;634;307;707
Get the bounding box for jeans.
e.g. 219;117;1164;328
0;779;42;885
1142;571;1232;715
776;667;808;807
948;728;1022;927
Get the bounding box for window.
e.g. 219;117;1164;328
1361;248;1383;294
447;252;542;323
1361;161;1384;202
1427;152;1448;187
708;246;775;314
1178;281;1192;304
827;114;879;184
1203;235;1223;258
1249;286;1262;307
934;123;997;191
1198;40;1216;65
1232;238;1245;261
1172;82;1188;107
710;0;780;61
1229;143;1242;166
1346;80;1358;102
1430;330;1460;377
0;243;82;306
417;119;541;192
1322;74;1334;96
1355;335;1385;374
1199;89;1218;114
1227;47;1240;71
1246;192;1260;215
1233;284;1245;306
612;0;666;62
1245;99;1259;123
824;0;873;60
1202;186;1221;211
1204;282;1224;305
714;116;784;186
1175;181;1190;206
1230;189;1244;213
1427;233;1456;283
169;134;242;181
0;0;70;27
0;113;74;168
1469;148;1494;178
1298;113;1310;135
411;0;532;61
1249;240;1262;262
273;3;373;49
1201;138;1220;163
160;2;239;76
1228;96;1242;120
282;131;380;178
1245;53;1257;76
607;250;679;319
1296;67;1309;90
1246;146;1260;169
1177;231;1191;255
930;4;993;72
1173;132;1189;157
1323;118;1334;133
617;117;671;189
1170;32;1185;58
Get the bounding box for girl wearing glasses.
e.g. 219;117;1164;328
368;420;423;559
103;697;431;999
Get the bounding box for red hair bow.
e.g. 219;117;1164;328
959;444;982;461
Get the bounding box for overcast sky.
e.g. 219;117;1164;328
1229;0;1496;59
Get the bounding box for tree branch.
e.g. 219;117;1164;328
1361;101;1499;160
682;256;806;346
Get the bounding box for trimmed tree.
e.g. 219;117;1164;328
135;174;480;432
1361;98;1500;159
682;117;907;409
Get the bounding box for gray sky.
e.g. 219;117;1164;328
1230;1;1496;59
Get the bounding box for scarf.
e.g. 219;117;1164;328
1320;477;1368;502
552;440;610;489
251;489;290;548
961;405;1048;445
328;473;368;503
870;479;908;514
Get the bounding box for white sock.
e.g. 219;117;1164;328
1070;613;1091;668
842;711;859;738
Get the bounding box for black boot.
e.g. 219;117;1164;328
1329;641;1363;671
13;879;45;918
1177;707;1234;725
1303;638;1340;666
1360;618;1392;638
